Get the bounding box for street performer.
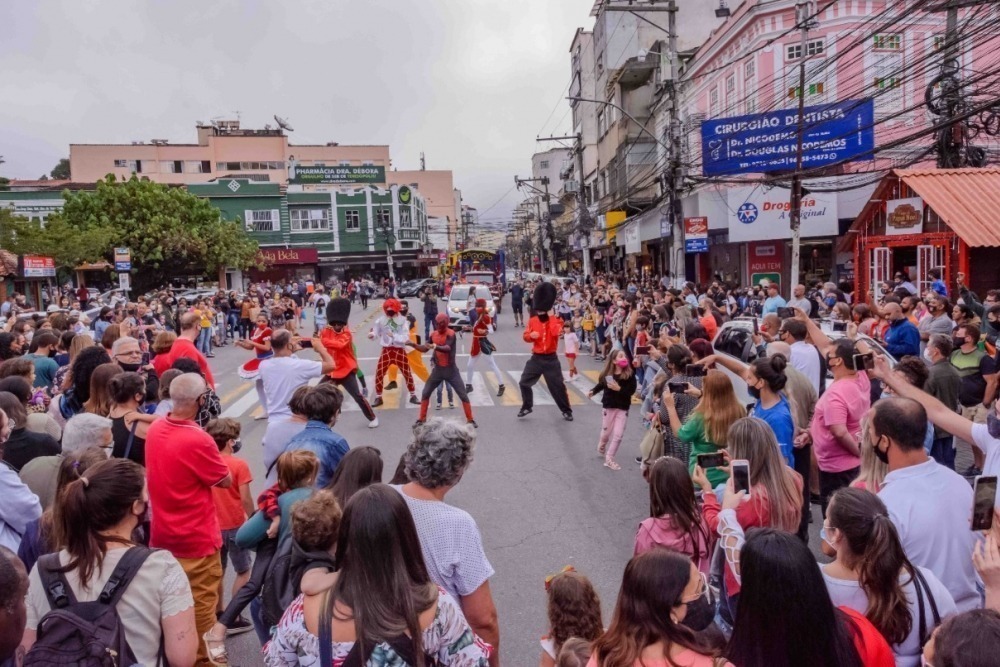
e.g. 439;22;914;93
319;297;379;429
465;298;505;396
518;282;573;421
414;313;476;429
369;297;419;407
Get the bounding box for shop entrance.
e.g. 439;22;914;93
867;242;946;301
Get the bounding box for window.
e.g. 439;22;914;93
726;74;736;95
215;161;284;171
400;209;412;227
872;50;904;115
377;208;392;226
710;88;720;117
787;39;824;60
290;208;330;231
245;209;278;232
540;160;550;170
745;59;755;79
339;161;351;166
185;160;210;174
114;159;128;168
873;34;902;51
597;109;606;137
161;160;182;173
362;161;375;166
344;210;361;231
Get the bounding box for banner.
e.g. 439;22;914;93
727;186;838;242
23;255;55;278
289;165;386;185
885;198;923;236
701;99;875;176
258;247;319;265
684;217;708;253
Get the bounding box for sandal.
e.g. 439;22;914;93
203;630;228;665
604;459;621;471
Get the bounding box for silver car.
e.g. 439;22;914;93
446;285;496;329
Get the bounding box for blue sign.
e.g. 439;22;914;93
114;261;131;272
685;238;709;253
700;99;875;176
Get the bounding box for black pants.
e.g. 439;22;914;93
421;365;469;404
512;303;523;323
360;294;369;309
819;466;860;518
321;374;376;422
793;444;812;542
520;353;572;414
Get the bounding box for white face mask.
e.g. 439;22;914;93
923;348;933;363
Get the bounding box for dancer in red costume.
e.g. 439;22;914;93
413;314;476;428
318;297;379;428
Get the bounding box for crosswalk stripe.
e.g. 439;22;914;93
221;386;260;419
485;371;521;406
467;371;497;407
219;381;252;406
505;370;555;405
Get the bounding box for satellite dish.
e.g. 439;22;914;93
274;115;294;132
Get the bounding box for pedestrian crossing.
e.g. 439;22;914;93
218;369;643;419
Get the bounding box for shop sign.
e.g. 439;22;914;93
684;217;709;253
118;272;131;291
23;255;55;278
623;223;641;255
398;185;412;205
288;165;386;185
701;99;875;176
114;247;131;272
258;247;319;265
728;186;838;242
748;241;783;276
885;198;923;236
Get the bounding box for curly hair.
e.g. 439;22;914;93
548;571;603;653
291;489;342;552
404;418;475;489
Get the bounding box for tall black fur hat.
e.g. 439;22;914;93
533;281;557;313
327;297;351;325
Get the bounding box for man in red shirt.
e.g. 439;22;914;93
145;372;231;664
319;297;378;428
413;313;475;427
519;282;573;420
156;312;216;388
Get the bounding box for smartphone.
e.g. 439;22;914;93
415;335;422;346
635;345;650;356
141;352;150;366
298;338;313;348
697;452;726;469
605;375;615;386
853;352;875;371
731;459;751;497
752;317;759;335
685;364;707;377
668;381;688;394
777;307;794;319
832;321;848;332
972;475;997;531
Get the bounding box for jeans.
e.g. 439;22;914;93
197;327;212;355
226;311;239;338
249;597;270;644
793;444;813;542
424;312;436;342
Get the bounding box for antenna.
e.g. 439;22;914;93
420;152;426;171
273;115;295;132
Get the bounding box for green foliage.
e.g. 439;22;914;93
50;158;71;180
3;176;259;291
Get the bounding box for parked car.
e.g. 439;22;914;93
711;318;897;406
446;285;497;329
398;278;438;298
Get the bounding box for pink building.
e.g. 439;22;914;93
675;0;1000;288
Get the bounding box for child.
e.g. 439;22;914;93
206;418;254;631
540;567;603;667
556;638;592;667
588;349;638;470
563;320;580;379
291;489;343;596
258;450;319;539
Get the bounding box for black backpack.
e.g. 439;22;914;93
25;547;157;667
259;528;295;628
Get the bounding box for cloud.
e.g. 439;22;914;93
0;0;593;222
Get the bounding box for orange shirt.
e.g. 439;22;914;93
320;327;358;380
212;454;252;531
523;316;563;355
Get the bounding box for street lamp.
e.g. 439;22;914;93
375;206;396;283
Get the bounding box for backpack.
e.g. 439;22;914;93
26;547;158;667
259;527;295;628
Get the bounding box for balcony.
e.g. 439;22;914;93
397;228;423;241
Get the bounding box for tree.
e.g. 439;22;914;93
2;176;260;292
50;158;70;180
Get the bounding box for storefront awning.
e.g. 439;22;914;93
841;167;1000;251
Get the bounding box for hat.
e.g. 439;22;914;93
475;298;487;308
533;282;557;312
382;298;402;315
327;297;351;325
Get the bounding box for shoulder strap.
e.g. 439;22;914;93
319;589;334;667
123;420;139;461
99;547;155;606
38;552;76;609
913;567;941;635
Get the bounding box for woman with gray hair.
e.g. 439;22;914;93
393;418;501;667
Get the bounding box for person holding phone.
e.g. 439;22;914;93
589;350;637;471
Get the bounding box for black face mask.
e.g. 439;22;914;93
679;591;716;632
232;439;243;454
953;337;966;350
748;384;761;400
119;361;142;373
873;436;890;465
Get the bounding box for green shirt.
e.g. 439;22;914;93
678;412;730;487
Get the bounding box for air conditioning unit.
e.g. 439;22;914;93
565;180;580;193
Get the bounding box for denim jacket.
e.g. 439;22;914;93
284;421;349;488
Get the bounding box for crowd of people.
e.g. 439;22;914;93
3;267;1000;666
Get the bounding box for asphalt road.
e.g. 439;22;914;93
208;294;827;666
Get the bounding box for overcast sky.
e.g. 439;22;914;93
0;0;595;229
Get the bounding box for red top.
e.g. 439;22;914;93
146;416;230;558
431;328;457;368
153;336;215;388
320;327;357;380
212;454;252;531
523;316;563;355
471;313;491;356
840;606;896;666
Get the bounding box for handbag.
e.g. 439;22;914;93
639;424;665;467
479;338;495;355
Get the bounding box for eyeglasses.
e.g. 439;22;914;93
681;572;709;604
116;350;143;358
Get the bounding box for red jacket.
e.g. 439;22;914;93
523;316;563;355
320;327;358;380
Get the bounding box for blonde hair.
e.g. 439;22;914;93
277;450;320;491
726;417;803;532
692;369;745;447
854;415;887;493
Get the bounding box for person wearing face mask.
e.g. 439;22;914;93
921;334;962;469
107;372;159;467
319;298;378;428
883;302;921;359
851;373;981;614
368;298;419;407
111;336;160;408
22;331;59;391
588;350;638;471
949;323;997;477
413;313;476;428
918;296;954;356
384;299;430;391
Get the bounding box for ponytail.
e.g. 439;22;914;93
55;458;145;587
829;488;914;645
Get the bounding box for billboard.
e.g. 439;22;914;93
289;165;386;185
684;217;708;253
700;99;875;176
22;255;55;278
727;186;838;242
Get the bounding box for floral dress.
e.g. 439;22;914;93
264;588;491;667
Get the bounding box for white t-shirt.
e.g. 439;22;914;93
970;423;1000;498
258;355;323;422
392;485;495;600
878;459;981;612
790;340;822;395
822;565;957;667
26;547;193;667
564;332;580;355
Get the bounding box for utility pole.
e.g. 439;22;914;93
537;134;591;278
542;176;556;272
788;0;813;299
664;0;683;289
515;175;553;273
376;205;396;283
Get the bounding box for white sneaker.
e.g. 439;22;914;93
368;417;379;429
